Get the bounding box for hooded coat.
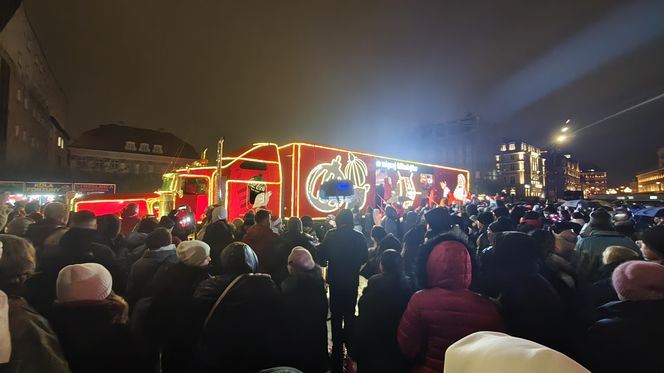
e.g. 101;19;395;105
381;206;401;239
201;219;235;274
575;230;640;281
126;244;177;309
241;223;280;273
397;235;506;373
584;300;664;373
280;268;329;373
193;243;285;372
50;300;146;373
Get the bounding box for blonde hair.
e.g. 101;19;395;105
106;292;129;324
603;245;640;265
0;234;36;283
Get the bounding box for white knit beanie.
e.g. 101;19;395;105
176;240;211;267
56;263;113;303
288;246;315;273
211;207;228;223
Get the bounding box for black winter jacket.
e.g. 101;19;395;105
318;226;368;290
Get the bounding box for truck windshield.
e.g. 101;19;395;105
160;174;175;191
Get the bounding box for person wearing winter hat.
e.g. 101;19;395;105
576;208;639;281
444;331;590;373
281;247;328;372
398;234;505;372
126;228;177;309
424;207;453;239
0;235;70;373
351;250;414;373
571;211;586;227
318;208;368;372
51;263;148;372
176;240;211;267
520;211;543;229
585;261;664;372
193;242;283;372
639;225;664;264
201;208;235;275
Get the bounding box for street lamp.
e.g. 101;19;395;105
557;134;567;143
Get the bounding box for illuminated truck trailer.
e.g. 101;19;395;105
72;142;470;222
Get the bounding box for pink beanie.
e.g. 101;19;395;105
56;263;113;302
288;247;315;273
612;261;664;301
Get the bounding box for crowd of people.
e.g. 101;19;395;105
0;196;663;372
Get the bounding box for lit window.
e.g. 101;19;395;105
521;143;526;151
125;141;137;151
500;144;506;151
139;143;150;152
152;144;163;154
508;143;516;151
495;155;500;162
14;125;20;138
16;89;21;102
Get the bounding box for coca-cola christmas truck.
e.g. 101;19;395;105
72;141;470;222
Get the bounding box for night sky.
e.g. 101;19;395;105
24;0;664;185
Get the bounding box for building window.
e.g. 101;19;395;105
521;143;526;151
495;155;500;162
139;143;150;152
57;136;64;149
510;155;515;161
152;144;163;154
510;176;516;185
14;125;20;138
500;144;507;152
16;89;21;102
508;143;516;151
510;164;515;171
125;141;137;151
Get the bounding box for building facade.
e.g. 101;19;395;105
69;124;199;192
0;4;68;178
418;114;490;193
636;147;664;194
496;140;545;198
545;152;581;200
581;168;608;197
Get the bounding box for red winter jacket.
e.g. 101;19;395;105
397;240;506;373
242;223;279;273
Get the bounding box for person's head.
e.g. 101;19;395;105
466;204;479;218
176;240;211;267
146;228;173;250
123;203;139;218
528;229;555;258
416;233;471;290
43;202;68;224
231;218;243;229
520;211;543;229
477;211;494;230
425;207;453;233
301;215;314;229
0;235;36;294
487;216;513;245
24;201;40;215
493;206;509;219
69;210;97;229
492;232;540;277
378;234;401;252
158;216;175;232
444;332;591;373
612;261;664;301
602;245;640;266
335;209;354;228
287;217;303;235
243;210;256;226
5;217;34;236
370;226;387;246
379;249;403;275
254;209;272;228
56;263;112;303
219;242;258;275
553;229;577;258
136;216;159;234
209;206;228;223
97;214;121;239
509;206;526;224
641;226;664;264
589;208;612;231
287;247;316;274
560;209;571;221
